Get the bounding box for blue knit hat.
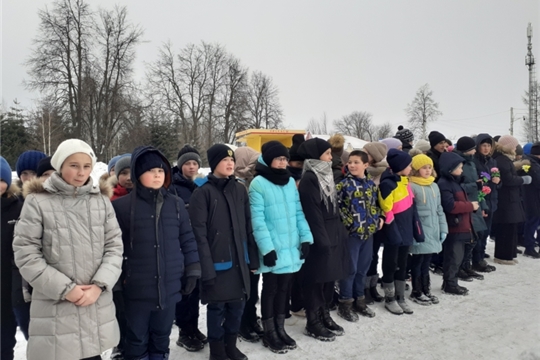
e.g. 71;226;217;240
16;150;47;178
387;148;412;173
523;142;533;155
108;155;122;174
0;156;12;188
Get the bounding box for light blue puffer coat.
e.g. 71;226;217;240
410;181;449;255
249;158;313;274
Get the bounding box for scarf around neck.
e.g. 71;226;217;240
303;159;337;211
409;175;435;186
255;162;291;186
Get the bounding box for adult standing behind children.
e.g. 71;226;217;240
297;138;350;341
112;146;201;360
427;131;448;181
249;141;313;353
13;139;124;360
189;144;260;360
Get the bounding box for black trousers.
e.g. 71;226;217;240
443;234;466;287
367;230;384;277
207;301;245;342
493;223;519;261
113;291;127;351
411;253;432;279
240;272;260;326
381;244;410;283
304;281;334;311
261;273;293;320
175;281;200;330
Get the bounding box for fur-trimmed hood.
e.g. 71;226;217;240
3;183;21;199
23;173;112;198
514;158;531;171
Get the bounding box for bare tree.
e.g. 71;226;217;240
405;84;442;139
306;112;331;134
246;71;283;129
333;111;375;141
373;122;393;140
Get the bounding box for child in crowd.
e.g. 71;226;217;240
13;139;124;360
409;154;448;305
1;156;24;360
112;146;200;360
378;149;424;315
234;146;265;343
110;154;133;201
36;156;55;180
189;144;259;360
336;150;382;321
437;152;479;295
297;138;350;341
169;145;208;352
249;141;313;353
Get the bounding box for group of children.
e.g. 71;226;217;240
1;128;539;360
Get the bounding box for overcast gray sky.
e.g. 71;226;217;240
2;0;539;140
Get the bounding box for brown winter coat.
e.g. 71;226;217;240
13;173;123;360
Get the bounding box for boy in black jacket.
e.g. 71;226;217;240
189;144;259;360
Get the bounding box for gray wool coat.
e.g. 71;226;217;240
13;173;123;360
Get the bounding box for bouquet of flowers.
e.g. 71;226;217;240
480;172;491;183
522;165;531;173
478;185;492;202
491;167;500;178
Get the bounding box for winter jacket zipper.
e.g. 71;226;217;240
155;191;163;309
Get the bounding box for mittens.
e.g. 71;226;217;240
300;242;310;260
263;250;277;267
521;175;532;185
181;276;197;295
440;232;447;243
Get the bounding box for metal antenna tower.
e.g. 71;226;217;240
526;23;538;142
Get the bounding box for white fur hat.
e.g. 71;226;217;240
51;139;97;171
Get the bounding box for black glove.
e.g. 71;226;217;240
181;276;197;295
300;242;310;260
202;278;215;289
263;250;277;267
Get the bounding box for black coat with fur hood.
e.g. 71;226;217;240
492;145;526;224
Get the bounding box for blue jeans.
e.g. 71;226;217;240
524;215;540;251
206;301;245;342
339;235;373;300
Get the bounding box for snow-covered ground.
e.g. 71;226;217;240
14;240;540;360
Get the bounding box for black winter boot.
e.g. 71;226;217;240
261;318;288;354
275;314;297;350
410;276;431;306
464;268;484;280
369;274;384;302
363;276;375;305
304;309;335;342
249;318;264;337
319;307;344;336
209;341;231;360
352;296;376;318
337;298;359;322
442;282;469;296
238;321;259;343
224;334;248;360
176;328;205;352
421;274;439;304
193;327;208;344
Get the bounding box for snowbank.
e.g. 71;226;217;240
14;241;540;360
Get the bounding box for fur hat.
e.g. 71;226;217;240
328;133;346;152
207;144;235;173
380;138;402;150
428;131;446;147
0;156;13;188
51;139;96;172
36;156;54;177
16;150;47;178
177;145;202;168
530;142;540;156
387;149;412;174
413;139;431;153
411;154;433;171
394;125;414;143
262;141;289;166
114;155;132;176
456;136;477;153
289;134;305;162
497;135;519;152
363;142;388;163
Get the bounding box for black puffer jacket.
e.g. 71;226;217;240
492;146;526;224
189;174;259;304
473;134;499;214
169;166;198;205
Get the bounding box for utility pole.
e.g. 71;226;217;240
510;107;514;135
526;23;538;142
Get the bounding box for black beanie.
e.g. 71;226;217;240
289;134;305;162
531;142;540;155
297;138;332;160
428;131;446;147
516;144;524;156
394;125;414;143
493;135;501;142
207;144;235;173
387;148;412;173
134;152;169;180
36;156;54;177
262;141;289;166
456;136;476;153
